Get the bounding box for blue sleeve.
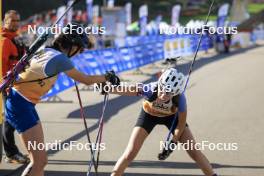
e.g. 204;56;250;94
178;93;187;112
44;54;74;76
139;82;157;99
141;84;153;99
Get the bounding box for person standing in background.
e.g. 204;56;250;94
0;10;29;164
0;1;2;162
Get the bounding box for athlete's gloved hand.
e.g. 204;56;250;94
158;140;177;161
105;70;120;85
158;148;173;160
97;82;107;95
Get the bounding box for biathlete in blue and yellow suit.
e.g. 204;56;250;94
110;68;218;176
4;23;120;176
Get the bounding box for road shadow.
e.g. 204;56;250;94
0;170;207;176
2;159;261;176
44;172;206;176
48;159;264;170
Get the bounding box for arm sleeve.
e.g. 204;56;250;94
140;84;153;99
138;82;157;99
178;93;187;112
1;39;17;75
1;39;10;75
44;54;74;76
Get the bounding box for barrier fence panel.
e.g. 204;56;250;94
42;34;214;99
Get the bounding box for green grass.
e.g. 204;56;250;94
180;14;218;25
178;3;264;25
160;2;264;25
248;3;264;14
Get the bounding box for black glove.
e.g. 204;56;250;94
105;70;120;85
97;82;108;95
158;140;177;161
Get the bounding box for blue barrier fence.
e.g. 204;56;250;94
42;34;213;99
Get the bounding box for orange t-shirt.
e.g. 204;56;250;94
0;28;19;77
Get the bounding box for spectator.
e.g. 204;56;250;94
224;33;232;53
0;10;29;164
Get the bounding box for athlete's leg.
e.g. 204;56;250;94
111;127;149;176
3;120;20;157
20;122;47;176
179;127;216;176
